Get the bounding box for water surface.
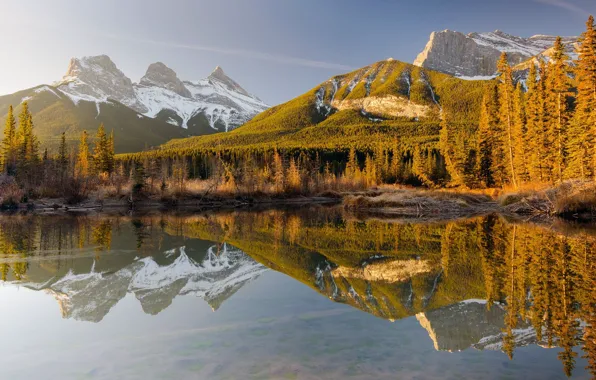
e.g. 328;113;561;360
0;207;594;379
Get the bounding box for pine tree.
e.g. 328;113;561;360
92;124;114;175
132;160;146;194
512;83;528;183
525;63;544;182
286;157;301;193
107;129;115;173
364;153;377;187
389;138;401;183
1;105;16;175
546;37;571;183
272;149;284;192
345;147;358;178
477;83;499;187
15;102;40;186
571;16;596;179
497;53;518;188
439;110;469;186
58;132;69;176
76;130;90;177
538;60;553;182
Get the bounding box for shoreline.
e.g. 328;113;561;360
0;195;343;215
2;186;595;223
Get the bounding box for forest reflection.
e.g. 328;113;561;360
0;208;595;377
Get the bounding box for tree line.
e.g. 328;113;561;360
1;17;595;201
443;16;596;188
0;102;115;202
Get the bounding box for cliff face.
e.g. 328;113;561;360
414;30;577;78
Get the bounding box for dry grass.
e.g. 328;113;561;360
0;175;24;208
344;188;494;217
501;180;596;219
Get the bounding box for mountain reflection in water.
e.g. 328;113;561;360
0;208;595;378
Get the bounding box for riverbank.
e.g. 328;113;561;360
2;181;595;222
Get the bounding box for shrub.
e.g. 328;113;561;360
0;175;24;208
64;177;97;205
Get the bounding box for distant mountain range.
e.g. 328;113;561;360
158;58;484;154
15;243;266;322
57;55;268;132
0;55;268;153
0;29;581;154
414;29;578;78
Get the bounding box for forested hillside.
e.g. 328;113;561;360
117;16;595;192
149;59;484;154
0;85;189;153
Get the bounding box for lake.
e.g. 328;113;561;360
0;206;594;379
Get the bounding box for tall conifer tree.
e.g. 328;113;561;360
77;130;90;177
570;16;596;179
546;37;571;182
1;105;16;174
497;53;518;188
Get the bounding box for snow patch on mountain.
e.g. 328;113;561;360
9;244;267;322
54;55;269;131
415;29;578;78
34;85;61;98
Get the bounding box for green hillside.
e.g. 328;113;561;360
0;85;191;154
147;59;486;156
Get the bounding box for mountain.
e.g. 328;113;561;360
0;84;188;153
12;243;266;322
56;55;269;134
414;30;578;78
416;300;540;352
0;55;268;153
154;59;484;155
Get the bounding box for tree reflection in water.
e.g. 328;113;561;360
0;208;595;377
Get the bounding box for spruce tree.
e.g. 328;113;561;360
107;129;115;173
1;105;16;175
477;83;500;187
512;83;528;183
345;147;358;179
92;124;114;175
545;37;571;183
497;53;518;188
77;130;90;177
525;63;543;182
571;15;596;179
58;132;69;176
538;60;553;182
15;102;40;186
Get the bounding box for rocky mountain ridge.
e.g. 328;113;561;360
55;55;269;132
414;29;578;78
13;244;267;322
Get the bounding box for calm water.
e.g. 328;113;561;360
0;207;594;379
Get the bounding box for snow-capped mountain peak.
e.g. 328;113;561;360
10;244;267;322
414;29;578;78
55;55;269;132
139;62;192;98
208;66;251;97
55;55;146;111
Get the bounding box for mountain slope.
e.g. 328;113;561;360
0;85;188;153
8;243;266;322
151;59;485;155
0;55;269;153
56;56;269;133
414;30;577;78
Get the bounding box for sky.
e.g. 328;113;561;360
1;0;595;105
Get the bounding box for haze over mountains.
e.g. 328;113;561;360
0;55;268;152
56;55;268;132
0;27;581;154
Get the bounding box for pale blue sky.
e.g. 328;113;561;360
1;0;594;105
